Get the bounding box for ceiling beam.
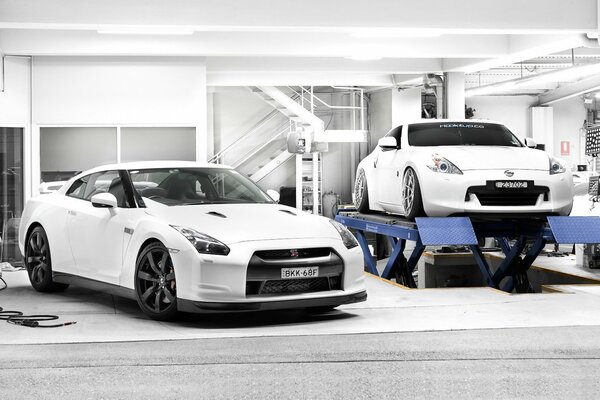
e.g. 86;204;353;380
0;0;596;32
538;74;600;105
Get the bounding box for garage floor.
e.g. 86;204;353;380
2;265;600;398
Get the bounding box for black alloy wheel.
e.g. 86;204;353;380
135;242;178;321
25;226;69;292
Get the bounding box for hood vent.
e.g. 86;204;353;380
279;209;297;216
207;211;227;218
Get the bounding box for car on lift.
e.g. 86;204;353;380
19;161;366;320
353;120;574;219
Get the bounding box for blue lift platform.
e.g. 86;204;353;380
335;211;600;293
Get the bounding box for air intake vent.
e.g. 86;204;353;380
279;209;297;216
207;211;227;218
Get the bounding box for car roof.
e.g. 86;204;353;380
81;160;231;175
402;118;505;126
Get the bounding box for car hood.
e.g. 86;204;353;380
418;146;551;171
144;202;340;245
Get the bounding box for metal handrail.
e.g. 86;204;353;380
231;123;289;168
209;109;282;164
286;86;363;110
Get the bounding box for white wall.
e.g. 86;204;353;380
29;56;208;192
469;95;587;167
466;95;537;139
33;57;206;126
553;96;587;167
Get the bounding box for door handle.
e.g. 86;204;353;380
68;210;76;216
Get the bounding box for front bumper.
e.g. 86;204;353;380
177;290;367;313
418;168;573;217
171;237;366;311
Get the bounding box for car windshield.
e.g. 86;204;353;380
128;167;273;206
408;122;523;147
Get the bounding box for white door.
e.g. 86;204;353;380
65;170;137;284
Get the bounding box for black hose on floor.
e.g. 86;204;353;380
0;276;77;328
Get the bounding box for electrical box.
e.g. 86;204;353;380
287;129;312;154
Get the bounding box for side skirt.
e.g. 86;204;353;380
53;272;136;300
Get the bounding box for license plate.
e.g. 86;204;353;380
495;181;528;189
281;267;319;279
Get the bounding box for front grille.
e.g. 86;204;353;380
467;184;549;207
254;247;331;260
246;276;342;296
246;248;343;297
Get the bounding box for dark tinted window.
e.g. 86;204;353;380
408;122;523;147
128;167;273;206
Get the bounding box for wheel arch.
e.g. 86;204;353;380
356;156;382;211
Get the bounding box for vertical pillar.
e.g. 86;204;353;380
445;72;466;120
295;154;302;210
531;106;554;155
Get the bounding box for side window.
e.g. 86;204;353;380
81;170;131;208
66;176;89;199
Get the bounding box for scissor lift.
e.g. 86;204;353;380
335;211;600;293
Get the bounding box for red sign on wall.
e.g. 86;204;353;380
560;141;570;156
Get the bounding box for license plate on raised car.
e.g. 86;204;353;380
281;267;319;279
495;181;528;189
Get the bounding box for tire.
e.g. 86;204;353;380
354;169;371;213
24;226;69;292
402;168;425;220
134;242;179;321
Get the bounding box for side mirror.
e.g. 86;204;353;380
524;138;537;148
91;192;118;208
378;136;398;151
266;189;280;202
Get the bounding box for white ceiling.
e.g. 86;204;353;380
1;0;600;96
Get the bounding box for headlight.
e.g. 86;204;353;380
330;220;359;249
427;154;463;174
549;156;566;175
171;225;230;255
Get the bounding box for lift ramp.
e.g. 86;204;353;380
336;211;600;293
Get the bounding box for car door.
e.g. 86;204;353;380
376;126;403;206
66;169;141;285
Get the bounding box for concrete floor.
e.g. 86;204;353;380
3;265;600;398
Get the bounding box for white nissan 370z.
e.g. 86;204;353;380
19;161;366;320
354;120;574;219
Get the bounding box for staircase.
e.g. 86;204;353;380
212;86;368;215
249;86;367;214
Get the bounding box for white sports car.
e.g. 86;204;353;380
354;120;574;219
19;161;366;320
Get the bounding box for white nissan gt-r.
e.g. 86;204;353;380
19;161;366;320
354;120;574;219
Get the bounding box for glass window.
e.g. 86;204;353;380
40;127;118;182
129;167;273;206
0;127;23;265
408;122;523;147
67;170;131;208
66;176;89;199
120;127;196;162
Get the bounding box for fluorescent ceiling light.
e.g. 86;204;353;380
352;28;443;38
347;55;383;61
97;27;194;35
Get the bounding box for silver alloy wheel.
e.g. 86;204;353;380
402;169;415;215
354;170;366;207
